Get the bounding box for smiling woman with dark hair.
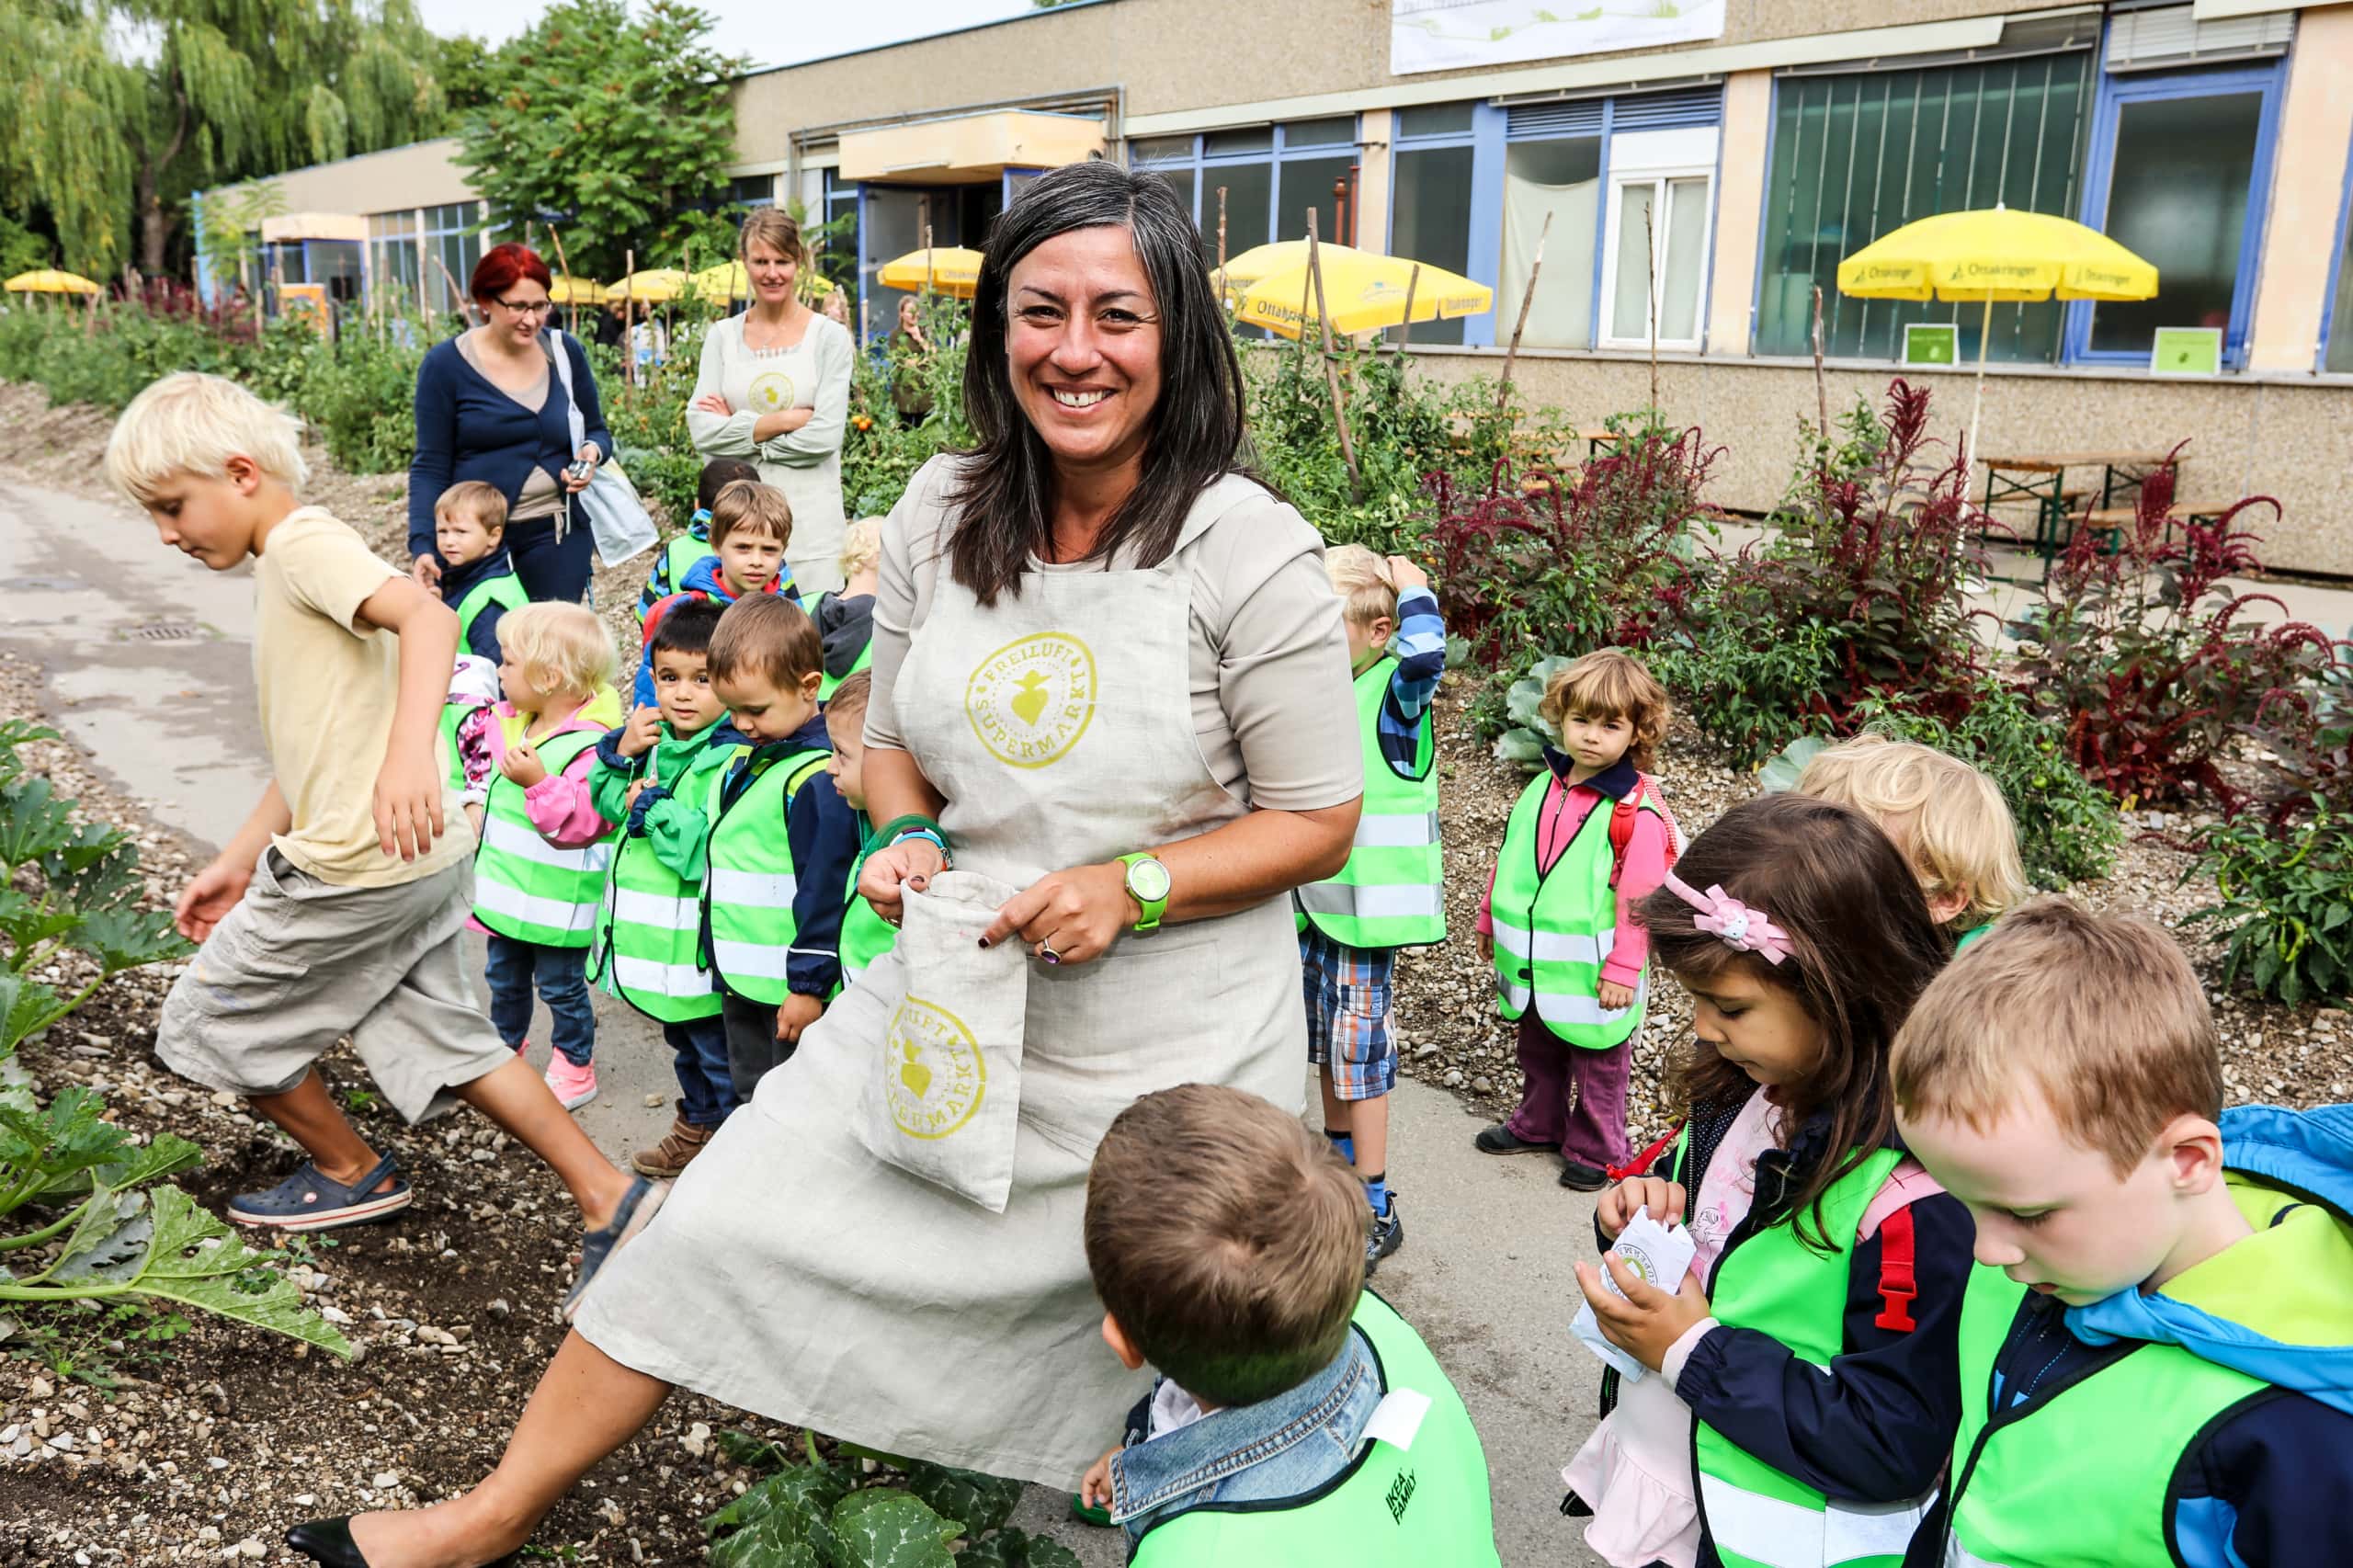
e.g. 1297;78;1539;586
291;161;1366;1568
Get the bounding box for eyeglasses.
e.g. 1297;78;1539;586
493;297;553;316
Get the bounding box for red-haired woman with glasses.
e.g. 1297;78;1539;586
408;242;613;604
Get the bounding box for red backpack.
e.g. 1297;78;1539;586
1605;773;1683;890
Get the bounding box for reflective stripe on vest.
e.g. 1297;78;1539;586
1489;771;1659;1048
1296;656;1445;949
1130;1291;1501;1567
837;822;896;988
453;568;529;653
590;757;740;1022
1940;1260;2267;1568
1691;1135;1932;1568
471;727;611;948
699;748;829;1006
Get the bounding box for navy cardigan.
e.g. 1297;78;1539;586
407;330;613;564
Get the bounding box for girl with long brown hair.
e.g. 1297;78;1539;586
1563;792;1976;1568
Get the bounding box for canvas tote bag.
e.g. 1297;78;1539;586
855;870;1029;1212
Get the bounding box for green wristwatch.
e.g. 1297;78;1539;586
1118;852;1171;933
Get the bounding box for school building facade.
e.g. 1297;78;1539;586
201;0;2353;574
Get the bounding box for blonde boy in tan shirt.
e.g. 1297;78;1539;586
104;372;660;1317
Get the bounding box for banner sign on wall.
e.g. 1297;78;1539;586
1392;0;1728;76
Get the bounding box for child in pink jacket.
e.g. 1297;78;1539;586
455;603;625;1111
1475;651;1679;1190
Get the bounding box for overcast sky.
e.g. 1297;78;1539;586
412;0;1042;74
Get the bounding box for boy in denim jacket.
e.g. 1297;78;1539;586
1077;1085;1501;1565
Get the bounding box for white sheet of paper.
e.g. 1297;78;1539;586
1571;1212;1699;1383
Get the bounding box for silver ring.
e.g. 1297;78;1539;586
1039;945;1063;966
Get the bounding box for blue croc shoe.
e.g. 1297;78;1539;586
228;1154;412;1233
562;1175;669;1324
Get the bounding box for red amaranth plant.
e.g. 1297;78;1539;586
1693;378;1994;737
1426;423;1720;676
2015;448;2340;810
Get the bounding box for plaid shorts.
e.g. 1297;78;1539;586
1300;926;1399;1102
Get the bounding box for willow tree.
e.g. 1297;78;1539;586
0;0;446;278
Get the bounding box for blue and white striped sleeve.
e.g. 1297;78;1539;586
1375;586;1447;778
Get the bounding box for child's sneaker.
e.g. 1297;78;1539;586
1364;1197;1404;1277
1474;1122;1552;1155
544;1056;598;1111
631;1117;715;1178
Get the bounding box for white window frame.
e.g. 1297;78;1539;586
1596;127;1718;353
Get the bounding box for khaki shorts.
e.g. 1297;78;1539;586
155;848;512;1124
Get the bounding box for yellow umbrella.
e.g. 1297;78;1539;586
1233;251;1494;339
876;247;983;298
608;267;688;302
1217;240;1371;293
4;269;102;296
547;274;605;305
692;260;749;302
1836;203;2158;467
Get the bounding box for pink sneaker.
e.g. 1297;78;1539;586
544;1056;598;1110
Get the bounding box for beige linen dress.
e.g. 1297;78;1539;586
574;456;1360;1484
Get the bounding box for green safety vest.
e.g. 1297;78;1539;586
1938;1267;2271;1567
1490;772;1663;1048
699;744;831;1006
589;747;745;1023
813;593;876;703
452;566;528;654
1688;1134;1931;1568
1130;1291;1500;1567
837;818;896;989
660;529;715;600
1296;656;1445;949
471;722;612;948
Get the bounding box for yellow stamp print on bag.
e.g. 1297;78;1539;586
885;995;986;1139
964;632;1097;769
748;369;797;412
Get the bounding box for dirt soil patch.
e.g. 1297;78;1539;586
0;652;790;1563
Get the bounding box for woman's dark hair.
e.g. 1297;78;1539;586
1638;792;1948;1252
470;243;552;304
948;160;1249;606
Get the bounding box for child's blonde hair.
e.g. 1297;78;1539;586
839;517;884;579
103;371;309;503
1796;733;2027;930
435;480;507;532
1538;650;1672;773
710;479;793;548
496;603;616;704
1323;544;1399;630
1893;897;2221;1176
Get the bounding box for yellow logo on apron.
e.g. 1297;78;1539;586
885;995;986;1139
749;370;797;412
963;632;1097;769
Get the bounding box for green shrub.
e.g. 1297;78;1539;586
706;1427;1079;1568
2187;805;2353;1005
1647;620;1842;767
1850;680;2123;888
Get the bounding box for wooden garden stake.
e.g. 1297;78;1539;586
1645;194;1660;415
1396;262;1421;357
1496;209;1552;414
1306;210;1363;504
546;222;581;335
622;245;636;388
1811;285;1829;442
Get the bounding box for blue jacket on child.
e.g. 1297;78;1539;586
631;551;802;709
1904;1102;2353;1568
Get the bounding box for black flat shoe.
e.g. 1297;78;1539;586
1558;1160;1609;1191
287;1517;522;1568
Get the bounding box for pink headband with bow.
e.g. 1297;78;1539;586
1664;871;1791;965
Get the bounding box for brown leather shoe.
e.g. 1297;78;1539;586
630;1116;715;1178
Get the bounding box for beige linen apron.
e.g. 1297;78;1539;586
573;477;1306;1485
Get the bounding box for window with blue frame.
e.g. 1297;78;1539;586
1130;118;1363;267
1390;104;1479;345
2325;140;2353;375
422;201;485;311
1756;54;2095;362
822;167;861;305
2069;58;2284;369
